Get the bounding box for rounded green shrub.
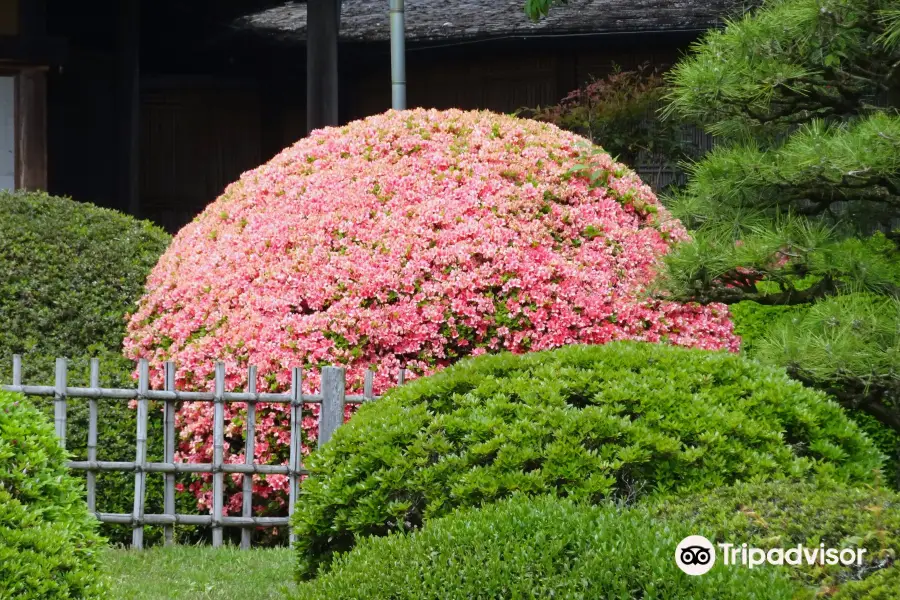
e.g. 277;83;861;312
295;494;800;600
0;190;170;358
654;479;900;595
297;480;900;599
0;391;106;598
832;568;900;600
0;190;171;544
293;341;882;578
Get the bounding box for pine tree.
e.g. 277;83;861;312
660;0;900;433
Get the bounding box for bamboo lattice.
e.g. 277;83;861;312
2;355;394;550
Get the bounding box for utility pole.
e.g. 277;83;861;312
390;0;406;109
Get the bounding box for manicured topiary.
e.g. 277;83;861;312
0;191;170;362
0;190;172;544
832;568;900;600
295;494;799;599
124;108;738;514
654;479;900;595
0;391;106;598
292;341;881;578
296;479;900;599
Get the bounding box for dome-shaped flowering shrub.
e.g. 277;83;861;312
124;108;737;515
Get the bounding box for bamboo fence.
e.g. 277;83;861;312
2;355;399;550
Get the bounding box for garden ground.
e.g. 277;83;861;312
103;547;295;599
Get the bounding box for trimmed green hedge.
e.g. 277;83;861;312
0;191;171;544
0;391;106;598
293;341;882;578
654;479;899;593
296;480;900;599
295;494;799;600
0;190;170;357
833;568;900;599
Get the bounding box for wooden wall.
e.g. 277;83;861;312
349;47;681;119
140;83;263;231
352;54;560;117
46;48;117;206
135;42;692;232
0;0;18;35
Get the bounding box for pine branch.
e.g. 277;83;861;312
681;274;837;306
789;368;900;432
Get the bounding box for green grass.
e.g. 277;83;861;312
102;546;295;599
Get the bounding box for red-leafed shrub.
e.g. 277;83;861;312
124;108;737;515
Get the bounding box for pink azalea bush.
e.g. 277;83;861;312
124;108;738;516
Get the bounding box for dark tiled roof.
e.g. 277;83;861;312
236;0;750;43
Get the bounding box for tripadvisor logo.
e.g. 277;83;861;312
675;535;867;576
675;536;716;576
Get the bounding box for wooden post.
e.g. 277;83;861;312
397;367;405;386
87;359;100;513
15;69;48;191
132;358;149;549
212;362;226;547
288;367;303;545
319;366;345;446
306;0;341;132
14;0;47;192
241;365;257;550
117;0;140;216
54;357;67;448
163;361;176;545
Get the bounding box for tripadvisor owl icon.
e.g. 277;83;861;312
675;535;716;576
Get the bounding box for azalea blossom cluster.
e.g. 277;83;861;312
123;108;738;516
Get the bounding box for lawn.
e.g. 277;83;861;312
103;546;296;599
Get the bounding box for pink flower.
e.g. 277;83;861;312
124;108;738;516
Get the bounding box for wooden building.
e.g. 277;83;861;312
238;0;750;120
0;0;63;192
8;1;750;233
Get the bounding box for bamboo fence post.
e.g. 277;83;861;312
364;369;374;401
87;358;100;513
288;367;303;545
12;354;21;387
211;362;226;547
54;357;67;448
132;358;150;549
163;361;176;545
319;366;345;446
241;365;257;550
